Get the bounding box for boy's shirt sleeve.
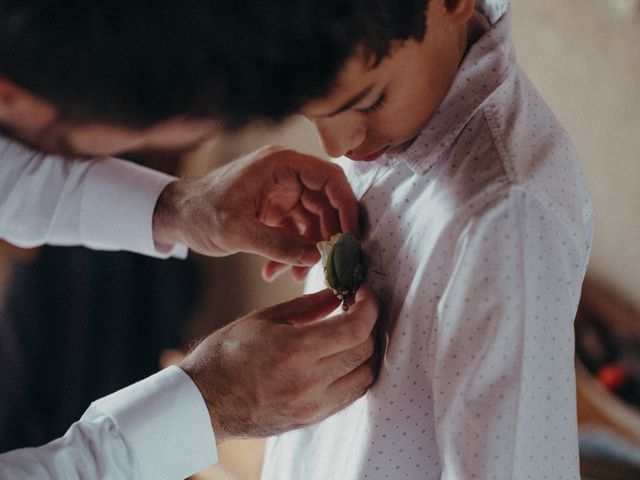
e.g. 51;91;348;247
431;187;588;479
0;135;187;258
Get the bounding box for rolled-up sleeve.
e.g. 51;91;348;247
0;135;187;258
0;366;217;479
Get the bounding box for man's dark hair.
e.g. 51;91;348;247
0;1;429;129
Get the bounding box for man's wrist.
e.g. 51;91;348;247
178;359;230;444
89;366;218;477
152;180;182;250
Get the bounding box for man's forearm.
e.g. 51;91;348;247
0;367;217;479
0;135;186;258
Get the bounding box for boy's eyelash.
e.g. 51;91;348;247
357;92;387;115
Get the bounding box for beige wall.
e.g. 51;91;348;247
187;0;640;331
510;0;640;309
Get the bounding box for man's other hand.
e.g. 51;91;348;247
152;146;359;276
178;285;379;442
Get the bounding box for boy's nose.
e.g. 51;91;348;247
315;119;366;158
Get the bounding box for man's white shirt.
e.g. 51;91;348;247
0;137;187;258
0;135;217;479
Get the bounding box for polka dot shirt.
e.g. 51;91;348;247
262;2;594;479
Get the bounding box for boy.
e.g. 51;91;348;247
262;0;593;478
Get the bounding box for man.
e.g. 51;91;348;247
0;1;380;478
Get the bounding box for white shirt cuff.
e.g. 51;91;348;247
79;157;188;258
89;366;217;479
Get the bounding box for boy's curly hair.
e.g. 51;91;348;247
0;0;429;129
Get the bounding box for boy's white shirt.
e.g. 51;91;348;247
262;1;594;479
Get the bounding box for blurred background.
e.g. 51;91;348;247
0;0;638;479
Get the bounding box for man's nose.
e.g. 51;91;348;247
315;118;366;158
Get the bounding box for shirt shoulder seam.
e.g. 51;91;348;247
481;104;518;184
480;105;590;259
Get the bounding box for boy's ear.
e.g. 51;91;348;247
0;77;58;131
444;0;476;23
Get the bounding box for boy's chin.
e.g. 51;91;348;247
346;146;390;162
345;136;419;162
388;136;419;155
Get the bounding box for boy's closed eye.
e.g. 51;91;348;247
357;92;387;115
301;0;476;161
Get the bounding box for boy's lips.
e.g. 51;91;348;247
347;146;389;162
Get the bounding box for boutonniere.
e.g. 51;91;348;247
317;232;368;311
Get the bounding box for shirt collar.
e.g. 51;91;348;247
378;1;514;176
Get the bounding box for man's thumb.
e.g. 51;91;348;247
260;289;340;325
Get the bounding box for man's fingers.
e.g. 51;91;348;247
326;181;360;238
259;288;340;324
261;261;310;283
289;154;360;238
302;285;379;357
288;204;323;243
321;358;376;419
262;260;289;282
300;190;340;240
242;218;320;266
318;334;375;380
291;265;311;282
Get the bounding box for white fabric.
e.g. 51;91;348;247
0;135;187;258
262;1;594;479
0;366;217;479
0;137;219;477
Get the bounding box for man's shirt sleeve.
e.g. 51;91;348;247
0;136;187;258
0;366;217;479
430;187;590;479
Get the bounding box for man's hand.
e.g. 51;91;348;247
153;146;359;278
178;285;379;442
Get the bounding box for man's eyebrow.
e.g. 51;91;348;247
322;84;375;117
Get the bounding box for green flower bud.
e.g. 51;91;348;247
317;232;368;309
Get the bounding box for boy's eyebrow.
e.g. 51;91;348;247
322;84;374;117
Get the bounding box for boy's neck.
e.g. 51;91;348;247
465;10;487;55
390;12;487;157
